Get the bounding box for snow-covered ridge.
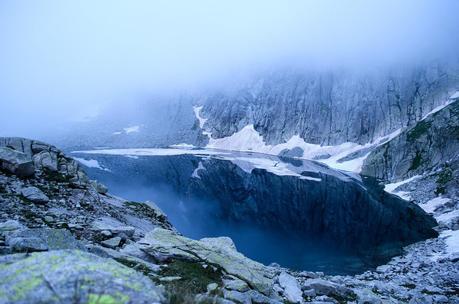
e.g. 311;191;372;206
384;175;421;200
192;94;458;173
204;124;400;173
72;148;355;183
421;91;459;120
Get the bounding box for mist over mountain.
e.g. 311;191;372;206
1;0;459;140
1;2;459;303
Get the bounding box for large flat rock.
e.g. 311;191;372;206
0;147;35;177
0;250;165;304
140;228;276;295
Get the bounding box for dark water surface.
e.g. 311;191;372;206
72;150;437;275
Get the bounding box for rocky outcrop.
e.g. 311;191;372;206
0;147;34;177
0;136;457;303
189;158;438;260
362;99;459;182
0;250;165;304
76;151;440;272
200;64;459;145
141;228;276;295
49;61;459;151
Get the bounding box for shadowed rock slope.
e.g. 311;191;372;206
0;137;456;303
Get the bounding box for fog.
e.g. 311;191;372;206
1;0;458;137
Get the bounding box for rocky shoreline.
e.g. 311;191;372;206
0;137;458;303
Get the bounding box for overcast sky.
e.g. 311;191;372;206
1;0;458;137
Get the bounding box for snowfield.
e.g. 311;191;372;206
204;124;400;173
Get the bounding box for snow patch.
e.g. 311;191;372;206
123;125;140;134
73;148;229;157
436;209;459;224
73;157;110;172
205;124;401;173
191;161;205;179
443;229;459;255
384;175;421;200
208;125;265;152
449;90;459;100
169;143;195;149
113;125;141;135
420;197;451;213
421;92;458;120
193;106;212;138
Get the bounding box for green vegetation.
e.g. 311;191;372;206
409;151;423;171
159;259;223;304
407;120;431;142
435;164;453;195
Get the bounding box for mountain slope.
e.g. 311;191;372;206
361;98;459;182
199;63;459;146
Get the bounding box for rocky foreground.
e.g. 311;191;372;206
0;137;458;304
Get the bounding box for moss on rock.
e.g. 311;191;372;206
0;249;164;304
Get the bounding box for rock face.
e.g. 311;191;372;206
0;250;165;304
4;228;83;253
49;62;459;150
20;186;49;204
0;137;89;185
362;99;459;182
277;272;303;303
79;152;439;271
189;159;438;256
141;228;276;295
200;64;459;145
0;147;35;177
1;137;457;303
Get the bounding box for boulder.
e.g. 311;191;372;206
91;217;136;237
33;151;58;172
141;228;275;295
6;236;48;252
0;220;25;233
20;186;49;204
0;147;35;177
90;180;108;194
0;250;165;304
5;228;83;252
101;236;122;249
278;272;303;303
224;277;250;292
302;278;355;300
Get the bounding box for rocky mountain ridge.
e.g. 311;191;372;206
0;137;458;303
49;61;459;152
198;63;459;146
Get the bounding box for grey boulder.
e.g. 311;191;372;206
33;150;58;172
141;228;276;295
0;249;165;304
0;147;35;177
20;186;49;204
5;228;83;253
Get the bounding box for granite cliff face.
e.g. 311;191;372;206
52;61;459;151
362;98;459;182
186;158;438;256
74;151;438;273
199;63;459;145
